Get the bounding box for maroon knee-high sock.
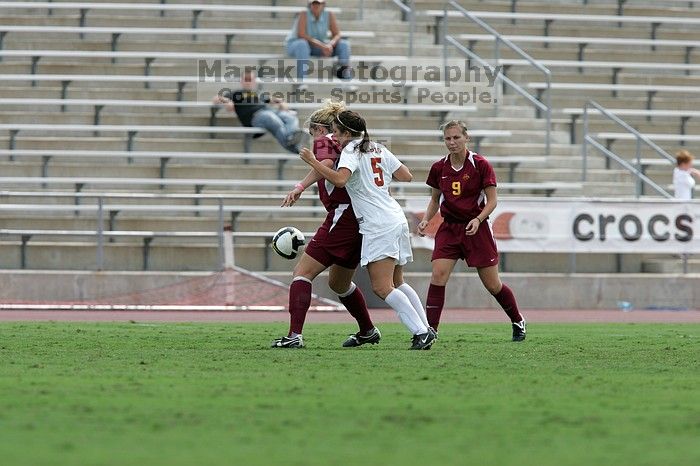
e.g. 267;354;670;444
426;284;446;330
339;285;374;334
493;283;523;323
288;278;312;335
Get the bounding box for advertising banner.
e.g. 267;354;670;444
407;198;700;254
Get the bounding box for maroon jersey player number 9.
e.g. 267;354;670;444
418;120;527;342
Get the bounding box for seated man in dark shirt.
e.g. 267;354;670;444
212;69;303;154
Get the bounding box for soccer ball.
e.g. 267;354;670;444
271;226;305;260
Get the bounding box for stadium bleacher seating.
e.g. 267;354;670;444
2;0;700;276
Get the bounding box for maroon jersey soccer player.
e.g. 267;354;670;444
417;120;526;341
272;100;379;349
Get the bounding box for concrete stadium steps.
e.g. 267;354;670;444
5;38;694;68
0;134;554;156
0;215;327;234
1;15;414;35
436;28;700;50
3;9;374;24
583;169;674;190
0;240;354;272
582;182;640;197
0;135;461;155
462;44;690;64
511;71;700;88
0;111;447;131
439;23;700;41
442;25;700;45
0;86;187;102
571;121;700;140
499;252;674;274
587;142;689;159
414;0;699;17
0;110;553;134
12;0;695;20
1;238;688;274
0;161;281;180
643;257;700;273
475;142;577;157
0;241;222;271
545;96;700;112
0;160;600;186
542;93;700;108
0;39;429;57
542;96;700;113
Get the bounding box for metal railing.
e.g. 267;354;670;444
581;100;674;199
390;0;415;56
441;0;551;155
4;196;229;271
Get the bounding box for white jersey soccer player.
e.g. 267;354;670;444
337;139;413;267
299;110;435;349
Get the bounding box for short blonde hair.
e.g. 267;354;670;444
439;119;469;137
306;99;346;128
676;149;694;166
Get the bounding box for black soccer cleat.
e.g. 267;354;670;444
271;334;304;348
342;327;381;347
428;326;438;340
512;320;526;342
410;331;436;350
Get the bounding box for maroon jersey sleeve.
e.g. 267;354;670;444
314;136;340;162
479;158;497;188
426;160;442;190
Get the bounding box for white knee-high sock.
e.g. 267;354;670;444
398;283;430;329
384;288;428;335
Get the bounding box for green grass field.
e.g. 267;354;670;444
1;322;699;466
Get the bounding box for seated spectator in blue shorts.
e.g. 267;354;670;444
285;0;353;86
212;69;303;153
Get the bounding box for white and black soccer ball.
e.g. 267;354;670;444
271;226;305;260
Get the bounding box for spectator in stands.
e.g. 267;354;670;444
673;150;700;200
212;69;303;153
285;0;353;90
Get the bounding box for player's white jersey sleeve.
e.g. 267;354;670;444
382;147;402;177
338;148;359;174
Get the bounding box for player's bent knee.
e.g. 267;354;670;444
328;278;350;295
371;284;392;300
293;261;319;280
485;282;502;295
430;271;450;286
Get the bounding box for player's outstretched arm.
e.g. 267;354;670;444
392;164;413;182
281;163;331;207
299;148;350;187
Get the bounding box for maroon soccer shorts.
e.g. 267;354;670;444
304;204;362;270
431;221;499;267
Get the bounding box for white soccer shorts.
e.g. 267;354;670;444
360;222;413;267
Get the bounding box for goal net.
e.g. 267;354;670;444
0;266;341;312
